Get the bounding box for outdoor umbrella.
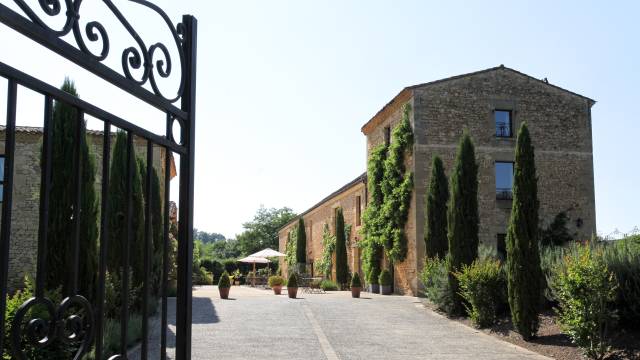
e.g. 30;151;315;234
238;256;271;286
249;248;286;258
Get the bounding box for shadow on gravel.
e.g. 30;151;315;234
191;297;219;324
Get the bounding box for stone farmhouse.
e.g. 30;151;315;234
279;65;596;296
0;126;176;291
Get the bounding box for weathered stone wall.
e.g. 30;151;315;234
411;68;596;288
0;128;172;292
278;178;366;279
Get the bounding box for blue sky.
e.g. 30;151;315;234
0;1;638;238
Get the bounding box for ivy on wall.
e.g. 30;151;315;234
285;228;298;269
317;222;353;278
361;103;414;276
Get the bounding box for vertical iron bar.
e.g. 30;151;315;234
160;143;170;360
71;109;84;295
120;131;133;356
0;80;17;357
95;121;111;360
142;141;153;359
177;15;197;360
35;96;53;298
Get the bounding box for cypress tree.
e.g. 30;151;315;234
295;217;306;269
506;123;543;340
424;155;449;259
334;208;349;287
447;132;479;314
107;131;145;291
45;79;98;300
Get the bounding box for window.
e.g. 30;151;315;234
495;110;512;137
495;162;514;200
384;126;391;145
0;155;4;203
497;234;506;259
355;196;361;226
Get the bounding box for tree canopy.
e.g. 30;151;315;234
236;206;297;256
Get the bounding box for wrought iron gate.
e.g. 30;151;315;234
0;1;196;359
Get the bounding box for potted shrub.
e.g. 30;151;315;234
268;275;285;295
218;271;231;299
351;273;362;298
232;269;241;285
368;269;380;294
379;269;392;295
287;273;298;299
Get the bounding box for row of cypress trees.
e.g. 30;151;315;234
423;123;542;340
45;80;164;308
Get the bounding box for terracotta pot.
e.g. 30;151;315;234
369;284;380;294
272;285;282;295
219;287;230;299
380;285;391;295
351;287;361;298
288;287;298;299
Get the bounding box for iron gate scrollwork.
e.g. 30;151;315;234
0;1;197;359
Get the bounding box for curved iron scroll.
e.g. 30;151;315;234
10;295;94;360
11;0;186;103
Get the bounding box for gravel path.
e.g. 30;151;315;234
137;285;551;360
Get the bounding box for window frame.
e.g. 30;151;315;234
494;109;513;138
495;161;515;200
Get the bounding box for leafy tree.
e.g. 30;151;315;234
335;208;349;287
236;206;296;255
447;131;479;314
107;131;146;290
45;79;98;300
296;217;307;266
424;155;449;259
507;123;543;340
194;229;226;243
540;212;573;246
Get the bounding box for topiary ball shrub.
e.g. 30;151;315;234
351;273;362;288
218;271;231;289
455;259;507;328
268;275;284;287
287;272;298;288
379;269;392;286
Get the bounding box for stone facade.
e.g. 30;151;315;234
0;126;176;291
278;173;366;279
280;66;596;296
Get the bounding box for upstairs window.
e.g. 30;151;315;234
355;196;361;226
495;162;514;200
384;126;391;145
0;155;4;203
495;110;512;137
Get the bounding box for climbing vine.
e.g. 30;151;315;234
316;222;353;278
285;228;297;269
361;103;414;275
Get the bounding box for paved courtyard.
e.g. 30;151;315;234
155;285;550;360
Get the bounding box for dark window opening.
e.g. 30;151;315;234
0;155;4;203
384;126;391;145
355;196;361;226
495;110;512;137
495;161;514;200
497;234;507;259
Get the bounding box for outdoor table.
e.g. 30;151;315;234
302;277;325;294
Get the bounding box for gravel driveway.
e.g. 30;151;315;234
138;285;550;360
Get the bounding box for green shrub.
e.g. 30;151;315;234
455;259;507;328
287;273;298;288
268;275;284;287
218;271;231;288
379;269;392;286
85;313;143;360
320;280;339;291
554;246;617;359
602;238;640;329
367;266;380;285
420;256;454;315
351;273;362;288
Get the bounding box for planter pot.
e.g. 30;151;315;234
380;285;391;295
351;287;361;298
272;285;282;295
369;284;380;294
288;287;298;299
219;287;230;299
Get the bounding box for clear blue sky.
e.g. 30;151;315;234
0;1;638;239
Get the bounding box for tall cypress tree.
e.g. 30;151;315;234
507;123;543;340
107;131;145;290
334;208;348;287
424;155;449;259
295;217;307;269
447;132;479;314
45;79;98;300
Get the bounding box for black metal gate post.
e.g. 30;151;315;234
0;2;198;359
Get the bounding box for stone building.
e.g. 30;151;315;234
0;126;176;291
279;66;596;296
